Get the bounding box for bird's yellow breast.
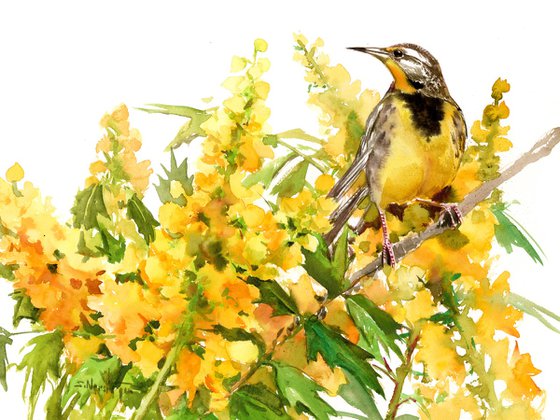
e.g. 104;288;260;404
373;97;462;208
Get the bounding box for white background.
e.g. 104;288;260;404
0;1;559;418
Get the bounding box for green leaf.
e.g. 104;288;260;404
396;415;420;420
71;184;109;230
304;318;383;396
18;330;64;418
45;372;67;420
230;384;290;420
11;289;41;328
491;203;543;264
346;295;403;361
301;233;348;297
271;160;309;197
242;153;296;189
138;104;211;151
263;134;279;147
277;128;323;144
270;361;335;420
0;263;17;280
97;225;126;263
168;388;218;420
338;370;383;420
119;367;154;410
155;149;194;206
246;277;299;316
508;292;560;334
0;327;13;391
76;230;103;260
62;356;128;408
126;193;159;244
212;325;266;356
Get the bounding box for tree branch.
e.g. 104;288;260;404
229;127;560;395
349;127;560;285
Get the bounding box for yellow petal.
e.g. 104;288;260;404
225;340;259;364
315;174;335;193
230;55;247;73
6;162;24;182
254;38;268;52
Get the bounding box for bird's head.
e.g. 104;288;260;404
349;43;450;98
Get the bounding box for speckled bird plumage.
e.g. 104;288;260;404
326;44;467;257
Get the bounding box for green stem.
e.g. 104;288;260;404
385;330;419;420
455;312;500;411
276;138;328;173
133;307;196;420
297;40;329;86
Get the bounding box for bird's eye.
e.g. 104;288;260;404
393;49;404;59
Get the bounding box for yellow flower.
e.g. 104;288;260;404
6;162;24;182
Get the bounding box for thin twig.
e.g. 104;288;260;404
228;127;560;396
385;331;420;420
349;127;560;284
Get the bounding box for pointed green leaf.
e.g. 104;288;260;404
62;356;128;408
491;203;543;264
346;295;403;360
155;149;194;206
333;225;350;278
11;289;40;328
270;361;336;420
18;330;64;418
0;263;17;280
242;153;296;189
230;384;290;420
137;104;211;151
212;325;266;356
304;318;383;396
119;367;155;410
0;327;13;391
168;388;218;419
45;372;67;419
277;129;323;144
396;415;420;420
246;277;299;316
126;193;159;244
71;184;109;230
96;224;126;263
338;370;383;420
302;233;348;297
271;160;309;197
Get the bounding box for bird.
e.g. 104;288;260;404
326;43;467;267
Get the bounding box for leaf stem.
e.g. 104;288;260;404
276;138;328;173
228;127;560;406
133;305;196;420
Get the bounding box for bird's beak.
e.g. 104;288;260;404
347;46;390;62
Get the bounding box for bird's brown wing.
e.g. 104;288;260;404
327;98;391;202
325;98;395;244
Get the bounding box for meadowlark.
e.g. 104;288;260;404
326;43;467;267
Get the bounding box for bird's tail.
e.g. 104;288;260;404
327;155;367;201
324;186;369;245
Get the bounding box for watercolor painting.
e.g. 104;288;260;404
1;2;560;419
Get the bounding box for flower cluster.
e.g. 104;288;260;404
0;37;549;420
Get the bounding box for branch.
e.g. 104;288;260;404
349;127;560;284
229;127;560;395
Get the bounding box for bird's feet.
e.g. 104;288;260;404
438;203;463;228
382;238;396;268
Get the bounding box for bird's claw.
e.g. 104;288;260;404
439;203;463;228
382;239;396;268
